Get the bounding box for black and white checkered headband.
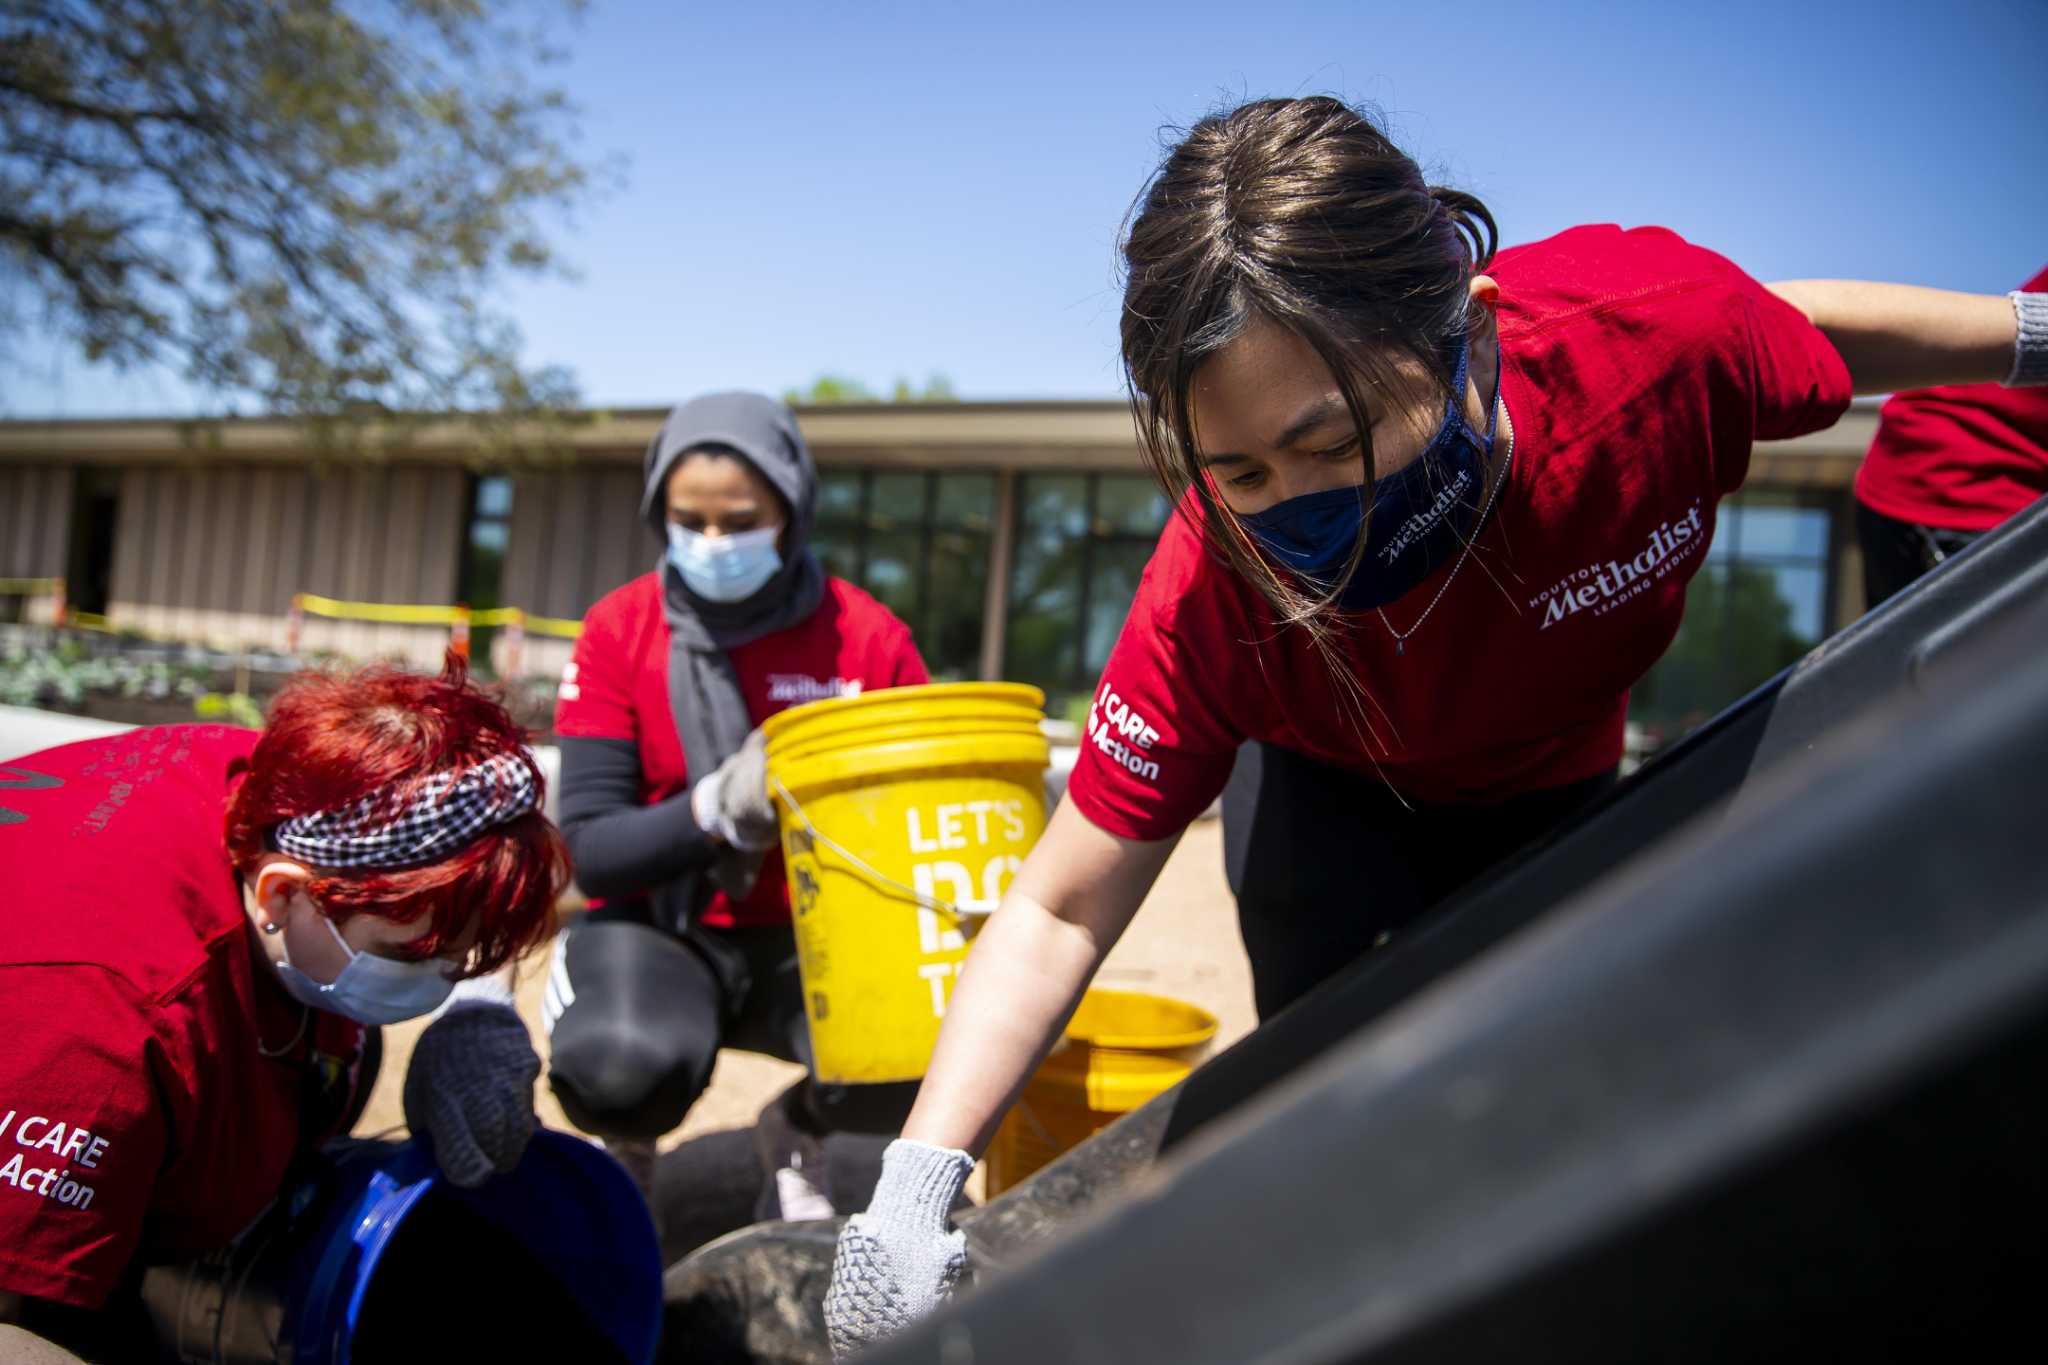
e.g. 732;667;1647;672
271;752;540;869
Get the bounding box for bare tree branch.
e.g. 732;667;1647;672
0;0;601;453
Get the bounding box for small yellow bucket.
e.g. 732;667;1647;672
984;988;1218;1196
764;682;1050;1084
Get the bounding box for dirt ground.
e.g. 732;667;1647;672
356;817;1254;1171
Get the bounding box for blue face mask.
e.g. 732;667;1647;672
666;524;783;603
273;911;456;1026
1238;335;1499;612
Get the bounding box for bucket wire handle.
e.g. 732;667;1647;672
769;773;982;924
1013;1098;1062;1159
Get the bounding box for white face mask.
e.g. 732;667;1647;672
666;524;783;603
273;911;457;1026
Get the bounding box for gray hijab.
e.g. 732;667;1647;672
642;391;825;787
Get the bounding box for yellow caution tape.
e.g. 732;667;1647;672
295;593;466;626
294;594;583;638
471;608;580;633
522;614;585;639
0;577;62;594
40;591;587;642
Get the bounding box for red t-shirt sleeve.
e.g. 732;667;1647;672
553;600;638;743
1544;227;1850;494
1737;273;1853;445
877;619;930;689
0;969;167;1309
1064;530;1244;841
1616;228;1851;446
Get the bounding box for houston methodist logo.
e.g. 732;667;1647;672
767;674;862;703
1533;502;1706;629
1376;467;1474;564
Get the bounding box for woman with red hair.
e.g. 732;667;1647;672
0;658;568;1362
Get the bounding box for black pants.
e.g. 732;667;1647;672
1856;502;1986;611
1222;741;1617;1021
543;908;918;1142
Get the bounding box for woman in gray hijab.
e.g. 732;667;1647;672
545;391;930;1252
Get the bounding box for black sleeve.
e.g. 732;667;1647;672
557;736;719;899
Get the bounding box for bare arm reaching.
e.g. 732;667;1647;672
1766;280;2022;394
901;793;1183;1156
822;794;1181;1356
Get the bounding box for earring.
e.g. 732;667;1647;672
262;921;284;936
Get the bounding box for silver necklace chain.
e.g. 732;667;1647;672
1376;396;1515;656
257;1002;312;1058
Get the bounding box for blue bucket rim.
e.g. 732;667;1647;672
287;1134;659;1365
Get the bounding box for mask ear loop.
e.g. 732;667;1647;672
260;869;357;972
317;913;360;964
1432;329;1503;496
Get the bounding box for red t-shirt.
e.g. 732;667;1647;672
0;726;366;1309
554;573;929;927
1068;225;1852;840
1854;265;2048;532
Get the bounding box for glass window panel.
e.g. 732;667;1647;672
1628;488;1837;765
1704;510;1736;562
1728;503;1828;561
1711;560;1811;673
1093;476;1170;537
868;473;928;532
1083;542;1152;677
458;474;512;646
932;473;997;531
1017;475;1089;541
461;551;506;606
463;563;505;609
1005;591;1081;698
812;528;860;583
817;471;865;520
1006;476;1090;697
1766;563;1827;645
1631;557;1822;744
863;529;923;624
1628;565;1732;739
475;475;514;520
923;527;992;681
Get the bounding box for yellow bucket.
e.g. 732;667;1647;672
984;988;1218;1196
764;682;1050;1084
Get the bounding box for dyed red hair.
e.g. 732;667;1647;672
225;653;568;976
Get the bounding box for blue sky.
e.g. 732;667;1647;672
8;0;2044;416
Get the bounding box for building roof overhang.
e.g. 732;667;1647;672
0;399;1882;485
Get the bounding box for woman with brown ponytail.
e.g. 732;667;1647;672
822;95;2048;1355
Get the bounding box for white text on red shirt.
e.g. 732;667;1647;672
0;1110;110;1212
1532;502;1705;629
1088;683;1162;783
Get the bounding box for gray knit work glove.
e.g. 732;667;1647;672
690;727;779;853
401;975;540;1188
823;1138;974;1359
